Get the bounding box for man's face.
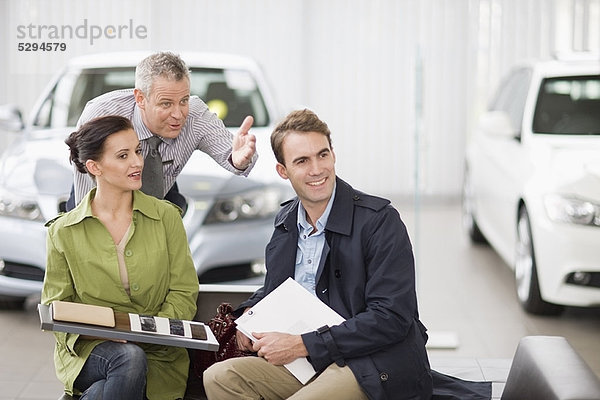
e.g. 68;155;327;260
134;76;190;139
276;131;336;214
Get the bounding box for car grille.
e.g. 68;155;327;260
0;261;45;282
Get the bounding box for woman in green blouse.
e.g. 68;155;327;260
42;115;199;399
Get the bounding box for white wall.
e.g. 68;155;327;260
1;0;598;198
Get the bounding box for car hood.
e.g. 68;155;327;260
534;136;600;200
0;129;73;197
0;126;285;221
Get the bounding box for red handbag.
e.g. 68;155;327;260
192;302;254;377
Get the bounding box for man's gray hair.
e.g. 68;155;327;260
135;52;190;95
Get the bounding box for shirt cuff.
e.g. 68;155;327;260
228;154;250;171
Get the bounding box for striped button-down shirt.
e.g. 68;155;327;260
73;89;257;204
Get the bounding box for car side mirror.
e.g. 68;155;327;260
478;111;518;139
0;104;25;132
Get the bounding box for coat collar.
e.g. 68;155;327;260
274;177;355;236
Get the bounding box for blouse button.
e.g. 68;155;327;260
131;283;139;291
125;250;133;257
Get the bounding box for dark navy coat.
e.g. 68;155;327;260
239;177;433;400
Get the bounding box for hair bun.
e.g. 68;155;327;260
65;130;87;174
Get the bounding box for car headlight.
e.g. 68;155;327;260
0;189;44;221
204;187;283;224
544;195;600;226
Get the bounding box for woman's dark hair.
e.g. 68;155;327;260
65;115;134;174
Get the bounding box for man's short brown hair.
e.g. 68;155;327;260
271;109;332;165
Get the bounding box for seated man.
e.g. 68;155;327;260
203;109;433;399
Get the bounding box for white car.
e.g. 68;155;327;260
462;56;600;315
0;51;292;306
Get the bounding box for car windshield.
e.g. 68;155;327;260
33;66;270;129
532;75;600;135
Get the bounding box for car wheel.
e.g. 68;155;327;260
462;168;487;244
515;207;563;315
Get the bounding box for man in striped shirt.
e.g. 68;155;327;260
67;51;257;211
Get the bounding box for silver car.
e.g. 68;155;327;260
0;51;292;306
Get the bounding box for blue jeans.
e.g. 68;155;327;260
74;341;147;400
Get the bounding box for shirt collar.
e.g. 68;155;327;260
132;105;153;141
63;188;96;225
297;183;336;234
63;188;162;227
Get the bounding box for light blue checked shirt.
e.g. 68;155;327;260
295;184;336;296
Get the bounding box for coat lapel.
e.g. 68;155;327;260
267;200;299;286
269;178;356;293
315;238;330;286
315;178;354;289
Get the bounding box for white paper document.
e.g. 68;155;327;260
235;277;345;384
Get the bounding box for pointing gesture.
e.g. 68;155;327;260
231;115;256;170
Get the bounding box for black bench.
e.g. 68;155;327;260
501;335;600;400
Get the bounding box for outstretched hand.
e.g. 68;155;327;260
231;115;256;170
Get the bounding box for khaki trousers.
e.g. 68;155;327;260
203;356;368;400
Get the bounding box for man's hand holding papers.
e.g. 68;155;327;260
234;278;345;384
252;332;309;365
235;308;309;365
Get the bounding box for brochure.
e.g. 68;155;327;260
235;278;345;384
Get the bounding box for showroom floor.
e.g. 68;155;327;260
1;201;599;399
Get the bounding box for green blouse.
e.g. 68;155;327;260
42;189;199;399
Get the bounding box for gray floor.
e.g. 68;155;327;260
1;201;599;400
409;202;600;370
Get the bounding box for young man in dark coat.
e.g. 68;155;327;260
203;109;432;399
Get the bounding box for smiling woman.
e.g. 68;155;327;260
42;115;199;399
